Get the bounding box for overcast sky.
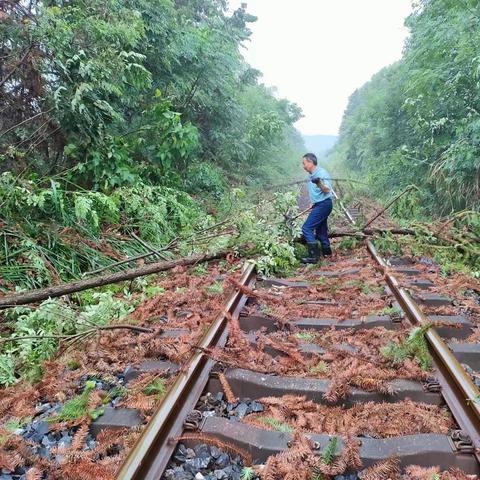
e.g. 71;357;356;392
230;0;413;135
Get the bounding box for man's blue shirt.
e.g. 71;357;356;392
308;166;333;204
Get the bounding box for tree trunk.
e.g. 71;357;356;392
0;251;228;309
330;228;415;238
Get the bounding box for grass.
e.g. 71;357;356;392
206;281;224;295
338;237;360;251
295;331;315;342
380;325;432;370
380;305;404;318
241;466;256;480
313;276;327;286
344;279;372;294
5;417;32;433
143;378;167;400
259;416;294;433
328;284;342;295
143;285;166;297
259;304;274;316
310;361;329;375
48;380;96;423
103;385;128;405
191;263;208;276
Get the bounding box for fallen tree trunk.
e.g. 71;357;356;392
330;228;415;238
365;228;416;235
0;251;228;309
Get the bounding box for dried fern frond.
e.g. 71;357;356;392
219;373;237;403
60;459;116;480
404;465;440;479
359;457;401;480
71;423;89;452
0;450;22;472
442;468;474;480
25;467;43;480
175;433;252;465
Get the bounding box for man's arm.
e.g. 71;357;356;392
312;177;331;193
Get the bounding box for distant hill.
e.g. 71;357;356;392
302;135;338;158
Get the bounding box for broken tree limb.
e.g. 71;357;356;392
365;228;416;235
329;228;415;238
86;222;231;277
361;186;415;231
0;251;229;309
0;324;153;344
86;236;179;276
131;232;170;261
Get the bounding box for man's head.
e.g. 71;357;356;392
302;153;317;173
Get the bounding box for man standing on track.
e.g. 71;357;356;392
300;153;333;264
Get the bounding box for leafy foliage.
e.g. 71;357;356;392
259;416;294;433
321;437;338;465
0;175;202;290
48;380;97;423
0;292;133;387
231;190;300;276
143;379;167;400
1;1;303;189
310;361;329;375
0;0;310;394
381;325;433;371
331;0;480;216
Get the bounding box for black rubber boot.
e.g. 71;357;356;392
322;245;332;256
294;234;307;245
301;243;320;264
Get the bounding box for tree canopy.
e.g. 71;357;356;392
331;0;480;216
1;0;303;190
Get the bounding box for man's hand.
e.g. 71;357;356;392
311;177;331;193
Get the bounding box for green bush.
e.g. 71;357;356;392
185;162;227;200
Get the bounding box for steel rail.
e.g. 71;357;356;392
116;263;256;480
332;189;357;225
366;240;480;454
335;198;480;456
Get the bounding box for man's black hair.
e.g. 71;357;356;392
303;153;318;165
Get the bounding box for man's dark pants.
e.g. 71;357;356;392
302;197;333;248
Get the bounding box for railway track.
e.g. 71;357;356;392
113;202;480;480
1;196;479;480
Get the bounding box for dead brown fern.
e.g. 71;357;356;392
0;450;23;472
359;457;401;480
71;424;89;451
442;468;475;480
59;460;116;480
247;396;453;439
404;465;441;479
25;467;43;480
175;433;252;465
219;373;237;403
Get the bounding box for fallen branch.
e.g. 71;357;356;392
85;237;179;276
0;251;229;309
361;186;415;230
87;221;231;276
131;232;170;261
0;324;153;344
332;189;357;225
329;228;415;238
